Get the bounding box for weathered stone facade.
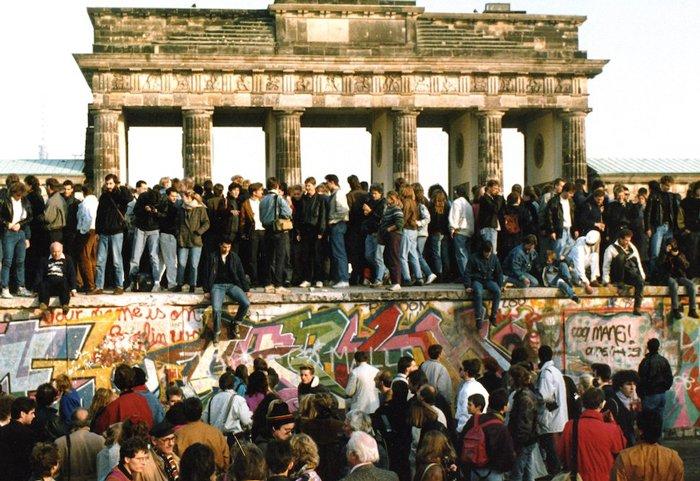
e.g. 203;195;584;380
75;1;606;188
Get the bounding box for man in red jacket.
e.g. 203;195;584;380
557;387;626;481
93;363;154;434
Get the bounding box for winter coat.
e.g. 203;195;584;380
361;197;385;235
44;191;67;231
463;253;503;288
645;188;681;231
557;409;626;481
576;198;604;237
345;362;380;414
203;250;250;293
132;189;161;232
477;194;504;230
301;193;328;233
503;245;538;281
544;194;576;238
508;387;539;450
680;196;700;232
0;196;33;237
462;412;515;473
176;203;210;247
637;352;673;397
96;186;133;235
537;361;569;434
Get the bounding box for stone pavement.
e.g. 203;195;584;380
666;438;700;479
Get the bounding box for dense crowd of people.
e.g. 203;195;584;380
0;172;697;339
0;340;685;481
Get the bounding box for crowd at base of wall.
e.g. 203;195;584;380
0;285;698;433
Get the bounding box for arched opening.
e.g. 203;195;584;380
301;128;371;186
418;128;448;191
127;127;182;186
503;128;525;192
212;127;265;185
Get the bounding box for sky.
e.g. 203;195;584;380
1;0;699;189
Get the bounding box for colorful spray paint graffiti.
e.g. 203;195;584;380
0;292;697;430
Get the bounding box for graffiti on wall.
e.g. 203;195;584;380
0;293;698;429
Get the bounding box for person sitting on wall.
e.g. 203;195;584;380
35;241;77;314
542;249;579;303
464;240;503;329
656;238;698;320
503;234;540;288
566;229;601;295
602;228;646;316
203;237;250;344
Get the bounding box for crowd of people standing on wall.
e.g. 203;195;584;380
0;340;685;481
0;171;698;337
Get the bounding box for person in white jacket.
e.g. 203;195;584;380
602;228;646;315
455;358;489;433
203;371;252;443
536;345;568;476
345;351;380;414
448;184;475;279
76;184;99;293
566;229;601;295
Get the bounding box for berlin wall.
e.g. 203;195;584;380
0;288;696;433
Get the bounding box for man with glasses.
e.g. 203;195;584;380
149;422;181;481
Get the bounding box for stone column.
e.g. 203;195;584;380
476;110;505;186
561;110;588;181
274;109;303;186
182;108;213;183
392;109;419;183
83;108;95;184
92;108;122;186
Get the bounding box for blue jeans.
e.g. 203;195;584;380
129;229;160;283
510;443;536;481
553;229;574;259
96;233;124;289
416;236;433;278
642;393;667;419
159;233;177;288
454;234;470;280
329;222;349;283
1;230;27;288
472;280;501;320
365;234;386;282
481;227;498;254
400;229;423;282
210;283;250;336
428;233;449;275
471;469;504;481
669;277;696;311
177;246;202;286
650;223;672;261
506;273;540;288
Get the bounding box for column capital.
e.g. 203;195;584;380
391;108;421;117
559;108;591;119
475;109;506;118
182;107;214;117
272;108;305;117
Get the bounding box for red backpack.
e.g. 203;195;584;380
460;414;502;467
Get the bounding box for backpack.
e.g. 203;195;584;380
459;414;502;467
504;213;521;234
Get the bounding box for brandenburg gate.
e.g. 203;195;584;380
74;0;606;190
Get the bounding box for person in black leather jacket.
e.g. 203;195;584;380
637;338;673;419
507;364;539;481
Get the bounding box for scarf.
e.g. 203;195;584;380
616;390;633;410
154;449;180;481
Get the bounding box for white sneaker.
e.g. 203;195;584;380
370;280;383;288
264;284;276;293
315;281;324;288
362;278;371;286
299;281;311;288
151;284;161;293
1;288;12;299
388;284;401;291
426;273;437;285
275;286;291;294
16;287;32;297
332;281;350;289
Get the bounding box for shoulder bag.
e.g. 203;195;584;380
273;194;293;232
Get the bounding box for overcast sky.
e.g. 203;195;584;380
1;0;698;189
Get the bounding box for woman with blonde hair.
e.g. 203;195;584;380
290;433;322;481
414;430;457;481
176;189;210;292
88;388;116;432
379;191;404;291
399;186;424;286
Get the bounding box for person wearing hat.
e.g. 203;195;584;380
566;229;602;295
149;421;181;481
256;399;295;455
